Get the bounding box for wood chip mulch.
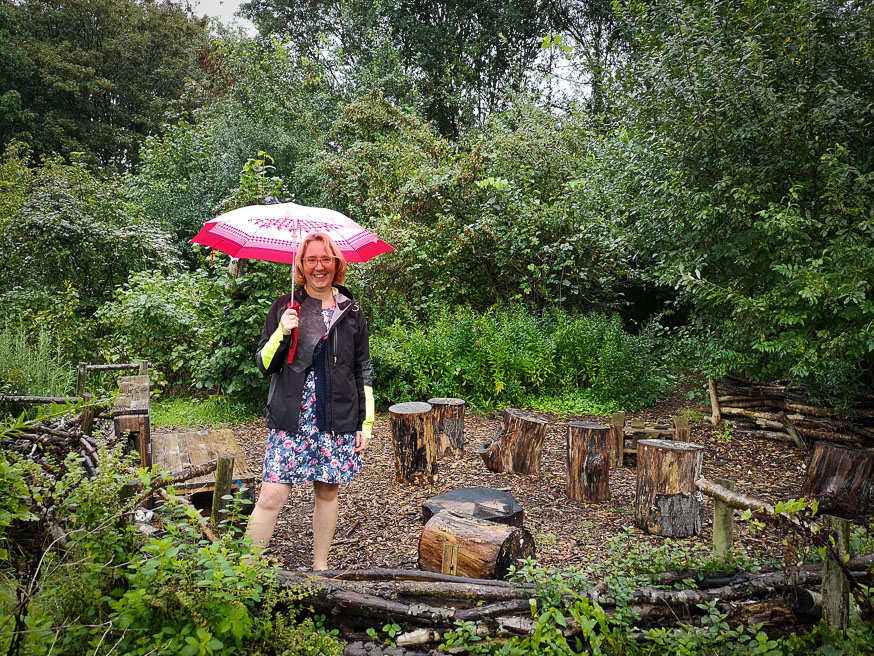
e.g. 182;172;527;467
214;390;808;572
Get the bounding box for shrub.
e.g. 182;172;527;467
0;323;74;399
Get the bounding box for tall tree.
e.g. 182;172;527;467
0;0;208;168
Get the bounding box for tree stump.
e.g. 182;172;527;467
566;422;610;503
422;487;524;526
635;439;704;537
428;397;465;457
418;511;535;579
478;408;547;474
801;442;874;519
390;402;438;485
608;412;625;467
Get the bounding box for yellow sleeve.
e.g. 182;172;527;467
362;385;375;439
257;325;286;372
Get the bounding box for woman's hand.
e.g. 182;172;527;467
354;431;369;453
280;307;298;335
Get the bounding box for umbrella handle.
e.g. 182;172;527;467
287;300;300;365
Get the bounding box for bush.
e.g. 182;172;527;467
0;323;74;399
371;308;673;412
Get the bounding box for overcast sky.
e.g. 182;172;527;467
192;0;255;33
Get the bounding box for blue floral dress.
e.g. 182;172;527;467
262;307;362;484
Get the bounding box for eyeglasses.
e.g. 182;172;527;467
302;256;336;267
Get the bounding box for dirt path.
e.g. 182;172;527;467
227;392;807;571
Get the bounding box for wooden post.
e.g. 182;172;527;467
211;454;235;531
418;511;535;579
77;362;88;398
635;439;704;537
713;477;735;558
138;359;149;376
478;408;547;474
566;422;610;503
707;378;721;426
428;397;465;457
390;402;438;485
672;414;690;442
801;442;874;519
608;412;625;467
81;393;95;436
822;514;850;631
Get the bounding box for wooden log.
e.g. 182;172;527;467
801;442;874;519
608;412;625;467
418;511;535;580
390;402;438;485
708;378;721;425
210;454;235;531
672;414;690;442
635;439;703;537
428;397;465;457
565;422;609;503
712;478;735;558
422;487;524;526
77;362;88;397
822;514;850;631
478;408;547;474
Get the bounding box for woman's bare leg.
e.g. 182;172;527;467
312;481;339;570
246;482;292;548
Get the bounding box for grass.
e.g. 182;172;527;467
152;395;258;429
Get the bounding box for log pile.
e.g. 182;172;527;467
712;376;874;448
3;409;103;477
277;563;874;648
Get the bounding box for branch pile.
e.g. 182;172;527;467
712;376;874;448
2;410;104;476
277;561;874;648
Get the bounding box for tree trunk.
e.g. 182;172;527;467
478;409;547;474
801;442;874;519
566;422;610;503
418;511;535;579
390;402;438;485
635;439;704;537
428;397;465;457
422;487;524;526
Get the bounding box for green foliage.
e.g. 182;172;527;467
97;268;223;391
371;307;673;411
598;0;874;405
0;323;74;398
0;411;343;655
153;395;259;429
0;0;208;167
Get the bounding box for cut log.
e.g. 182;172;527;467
390;402;438;485
801;442;874;519
708;378;721;425
422;487;524;526
478;408;547;474
608;412;625;467
635;439;704;537
428;397;465;457
565;422;610;503
418;511;535;580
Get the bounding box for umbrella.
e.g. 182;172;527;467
191;201;393;362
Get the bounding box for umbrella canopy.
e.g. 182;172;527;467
190;201;393;264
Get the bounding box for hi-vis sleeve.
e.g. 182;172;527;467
256;325;286;375
362;385;375;439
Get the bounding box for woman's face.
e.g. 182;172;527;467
302;240;336;294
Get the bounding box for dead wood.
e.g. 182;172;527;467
155;488;217;542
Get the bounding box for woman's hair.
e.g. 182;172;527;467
294;231;347;286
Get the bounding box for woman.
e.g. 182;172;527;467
246;231;374;570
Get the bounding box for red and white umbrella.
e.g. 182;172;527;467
190;201;394;265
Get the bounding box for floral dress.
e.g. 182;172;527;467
262;306;361;484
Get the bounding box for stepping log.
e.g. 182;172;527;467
635;439;704;537
478;408;547;474
566;421;610;503
418;511;535;579
422;487;524;526
389;402;438;485
428;397;466;457
608;412;625;467
801;442;874;519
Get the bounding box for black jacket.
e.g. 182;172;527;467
256;285;372;434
